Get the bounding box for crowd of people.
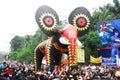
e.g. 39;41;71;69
0;60;120;80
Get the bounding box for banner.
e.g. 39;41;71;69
97;19;120;62
102;57;116;66
97;19;120;47
90;55;102;63
76;46;85;63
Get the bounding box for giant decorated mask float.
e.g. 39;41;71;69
34;5;91;71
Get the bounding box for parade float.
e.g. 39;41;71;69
34;5;91;71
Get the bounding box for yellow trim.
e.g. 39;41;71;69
73;13;90;31
46;38;52;66
34;45;38;71
39;13;57;31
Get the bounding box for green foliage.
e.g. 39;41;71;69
9;50;20;60
10;36;24;51
9;40;38;62
34;28;47;42
79;31;101;64
9;28;47;63
79;31;101;49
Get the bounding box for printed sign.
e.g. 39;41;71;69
102;58;116;66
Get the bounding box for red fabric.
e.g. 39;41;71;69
118;56;120;58
61;60;69;64
6;69;12;74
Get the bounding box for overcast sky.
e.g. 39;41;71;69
0;0;114;53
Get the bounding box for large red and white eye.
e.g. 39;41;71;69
39;13;57;31
73;14;90;31
77;17;87;27
44;16;54;27
68;7;91;36
35;5;59;36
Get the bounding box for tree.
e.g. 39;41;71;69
34;28;47;42
9;28;47;62
108;0;120;19
23;35;31;47
10;36;24;51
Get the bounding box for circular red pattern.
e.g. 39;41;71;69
44;17;53;26
77;18;86;27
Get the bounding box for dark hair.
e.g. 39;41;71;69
113;28;119;34
113;28;120;37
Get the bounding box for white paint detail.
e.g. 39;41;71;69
59;37;70;45
77;39;83;46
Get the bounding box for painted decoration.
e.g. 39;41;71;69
97;19;120;66
34;5;91;71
